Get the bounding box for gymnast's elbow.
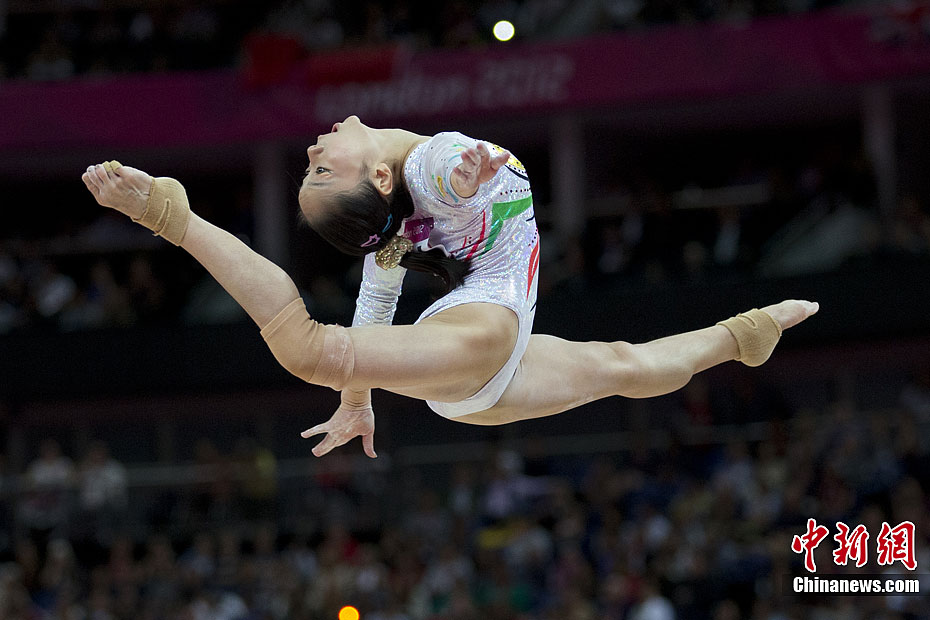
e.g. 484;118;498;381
271;349;318;384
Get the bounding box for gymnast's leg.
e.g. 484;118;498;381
81;163;517;401
455;300;818;426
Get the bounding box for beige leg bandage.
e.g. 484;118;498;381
260;298;356;390
716;308;783;367
132;175;191;246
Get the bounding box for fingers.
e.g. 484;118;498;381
458;144;508;183
301;424;350;456
301;426;376;458
490;149;510;170
475;142;489;160
465;143;490;167
362;433;377;459
300;423;328;439
459;147;480;173
312;431;354;457
312;436;337;457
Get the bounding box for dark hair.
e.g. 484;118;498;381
311;176;472;294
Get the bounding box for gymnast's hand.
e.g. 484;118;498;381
450;142;510;199
301;391;377;458
81;162;153;220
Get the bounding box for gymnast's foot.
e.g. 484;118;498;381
760;299;819;331
718;299;819;367
81;162;153;220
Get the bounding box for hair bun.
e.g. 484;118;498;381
374;236;414;270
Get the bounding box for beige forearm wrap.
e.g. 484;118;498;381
716;308;783;367
132;177;191;246
260;298;356;390
341;388;371;408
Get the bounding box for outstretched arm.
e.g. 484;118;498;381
310;254;407;458
82;163;298;328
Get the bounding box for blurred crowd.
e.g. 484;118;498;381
0;3;262;82
569;141;928;287
0;179;255;334
0;0;896;83
1;373;930;619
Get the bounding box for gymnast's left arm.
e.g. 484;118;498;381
299;254;407;458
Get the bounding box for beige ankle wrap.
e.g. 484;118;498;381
260;298;356;391
133;177;191;246
717;308;783;367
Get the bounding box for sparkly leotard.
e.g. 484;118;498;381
352;132;540;418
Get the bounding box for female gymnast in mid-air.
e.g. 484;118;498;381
81;115;818;458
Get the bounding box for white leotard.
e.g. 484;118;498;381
352;132;540;417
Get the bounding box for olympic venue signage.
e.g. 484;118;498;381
5;4;930;149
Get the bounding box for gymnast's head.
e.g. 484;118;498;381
297;116;471;292
298;115;411;258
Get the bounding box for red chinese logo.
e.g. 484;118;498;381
877;521;917;571
792;519;918;572
833;522;869;568
792;518;830;572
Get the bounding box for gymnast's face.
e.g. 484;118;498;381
299;115;385;222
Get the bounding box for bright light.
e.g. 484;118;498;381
493;20;515;42
338;606;360;620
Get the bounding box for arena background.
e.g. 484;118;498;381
2;1;930;618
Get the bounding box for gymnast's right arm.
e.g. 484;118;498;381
340;254;407;401
81;163;355;391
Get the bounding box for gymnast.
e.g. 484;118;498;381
81;115;818;458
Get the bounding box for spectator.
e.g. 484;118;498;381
628;575;676;620
31;261;77;322
18;439;74;541
178;531;216;589
127;255;168;324
25;30;74;81
76;441;128;545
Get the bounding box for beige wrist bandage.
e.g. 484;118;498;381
132;177;191;246
341;388;371;409
716;308;783;367
260;298;356;391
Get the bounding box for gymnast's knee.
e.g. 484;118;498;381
260;298;355;391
